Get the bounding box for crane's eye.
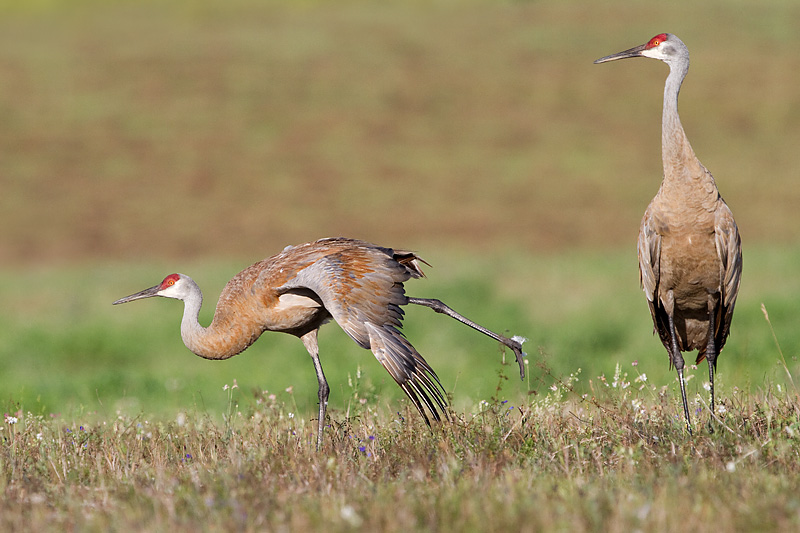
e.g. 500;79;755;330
161;274;180;289
647;34;668;49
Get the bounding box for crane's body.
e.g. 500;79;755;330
113;237;527;448
595;34;742;434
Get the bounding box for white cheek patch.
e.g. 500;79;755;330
641;48;660;59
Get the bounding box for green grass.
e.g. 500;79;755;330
3;379;800;531
0;244;797;422
2;0;800;529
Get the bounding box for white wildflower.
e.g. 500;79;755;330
340;505;363;527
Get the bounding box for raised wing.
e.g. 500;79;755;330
262;238;447;422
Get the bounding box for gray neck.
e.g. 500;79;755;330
178;280;211;356
176;279;256;360
661;58;690;169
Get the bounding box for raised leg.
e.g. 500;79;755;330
302;330;329;451
407;297;527;379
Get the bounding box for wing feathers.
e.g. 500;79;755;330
265;238;448;423
366;322;448;423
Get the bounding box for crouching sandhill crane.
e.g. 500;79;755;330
595;34;742;434
113;237;527;448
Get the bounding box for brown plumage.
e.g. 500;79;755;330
596;34;742;434
113;237;527;449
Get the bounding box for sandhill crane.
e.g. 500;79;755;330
594;34;742;434
113;237;527;448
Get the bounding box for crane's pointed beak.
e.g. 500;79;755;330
594;43;647;64
113;285;161;305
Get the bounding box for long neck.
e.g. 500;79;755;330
661;58;693;174
179;282;257;360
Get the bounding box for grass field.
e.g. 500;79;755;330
3;381;800;530
2;0;800;530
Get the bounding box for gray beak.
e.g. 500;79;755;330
113;285;161;305
594;43;647;64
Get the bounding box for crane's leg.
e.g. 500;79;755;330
705;294;719;431
665;291;692;436
664;290;692;435
407;297;527;379
301;330;329;451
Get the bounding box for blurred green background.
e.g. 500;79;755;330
1;0;798;419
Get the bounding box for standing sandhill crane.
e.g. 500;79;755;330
595;34;742;434
113;237;527;448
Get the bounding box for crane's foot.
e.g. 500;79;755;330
507;336;528;380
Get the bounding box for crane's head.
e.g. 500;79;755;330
594;33;689;67
113;273;195;305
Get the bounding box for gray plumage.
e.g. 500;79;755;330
596;34;743;434
113;237;527;449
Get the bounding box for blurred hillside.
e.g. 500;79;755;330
1;0;798;266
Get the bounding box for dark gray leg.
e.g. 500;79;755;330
705;295;719;432
407;297;527;379
302;330;329;451
665;291;692;435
